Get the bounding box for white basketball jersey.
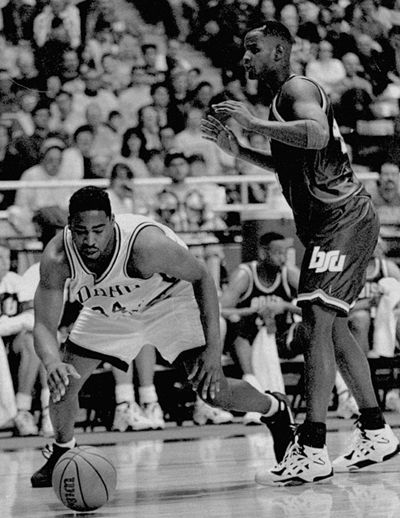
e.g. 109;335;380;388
64;214;192;320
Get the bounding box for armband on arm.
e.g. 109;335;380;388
304;120;329;150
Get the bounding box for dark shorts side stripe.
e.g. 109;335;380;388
64;339;130;371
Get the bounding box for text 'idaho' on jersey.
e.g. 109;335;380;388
63;214;192;320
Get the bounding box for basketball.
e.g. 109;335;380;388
52;446;117;512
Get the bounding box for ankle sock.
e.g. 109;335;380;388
54;438;76;449
359;407;385;430
298;421;326;449
263;394;279;417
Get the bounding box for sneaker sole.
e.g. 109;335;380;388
256;469;334;487
334;443;400;472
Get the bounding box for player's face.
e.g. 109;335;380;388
69;211;115;261
261;240;288;269
243;31;277;81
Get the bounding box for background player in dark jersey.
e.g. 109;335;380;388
202;21;400;486
221;232;302;424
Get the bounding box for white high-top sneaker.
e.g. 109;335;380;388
333;423;400;472
112;401;153;431
142;402;166;430
14;410;39;437
255;436;333;486
192;401;234;425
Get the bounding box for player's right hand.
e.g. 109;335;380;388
46;362;81;403
201;115;240;157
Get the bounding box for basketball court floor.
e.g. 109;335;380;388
1;415;400;518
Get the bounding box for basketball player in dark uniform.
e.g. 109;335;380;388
202;21;400;486
221;232;302;425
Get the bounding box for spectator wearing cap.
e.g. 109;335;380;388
14;138;73;217
175;106;222;175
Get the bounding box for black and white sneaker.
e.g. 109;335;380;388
31;443;72;488
260;391;296;463
333;422;400;472
255;436;333;486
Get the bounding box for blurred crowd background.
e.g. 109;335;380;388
2;0;400;436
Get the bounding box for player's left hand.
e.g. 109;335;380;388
212;101;255;130
188;346;222;400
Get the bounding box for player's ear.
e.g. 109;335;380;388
274;44;285;61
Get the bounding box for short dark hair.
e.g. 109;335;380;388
69;186;112;219
110;162;134;181
73;124;94;141
259;232;286;247
252;21;294;45
165;151;187;167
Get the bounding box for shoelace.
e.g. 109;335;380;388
42;444;53;460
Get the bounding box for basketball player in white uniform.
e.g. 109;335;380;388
31;186;294;487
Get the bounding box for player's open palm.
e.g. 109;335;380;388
188;346;221;401
212;100;255;130
201;115;240;157
47;362;81;403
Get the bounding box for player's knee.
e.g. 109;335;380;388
349;310;371;334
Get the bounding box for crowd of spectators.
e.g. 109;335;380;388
2;0;400;433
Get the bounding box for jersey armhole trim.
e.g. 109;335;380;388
123;222;164;278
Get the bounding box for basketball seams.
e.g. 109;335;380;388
73;458;88;510
77;454;111;500
77;448;117;474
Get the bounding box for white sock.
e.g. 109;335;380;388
242;373;264;392
263;394;280;417
115;383;135;405
16;392;32;412
55;438;76;449
139;385;158;405
41;388;50;411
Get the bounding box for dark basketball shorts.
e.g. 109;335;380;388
296;194;379;316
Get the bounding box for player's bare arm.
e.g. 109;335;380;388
131;226;222;400
34;234;81;402
211;79;329;150
220;268;256;317
202;115;275;170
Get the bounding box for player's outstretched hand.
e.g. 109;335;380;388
211;101;255;130
47;362;81;403
201;115;240;157
188;346;221;400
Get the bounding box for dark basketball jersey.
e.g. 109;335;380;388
236;261;297;342
269;75;363;236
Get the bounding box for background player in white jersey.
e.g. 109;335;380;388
31;186;294;488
